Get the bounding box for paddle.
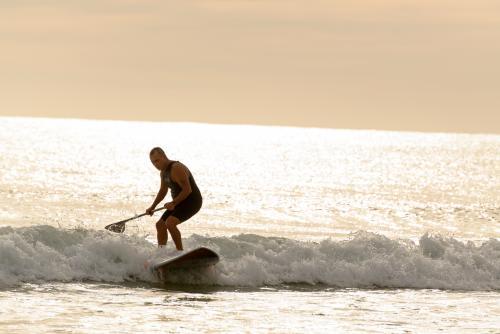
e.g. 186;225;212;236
105;207;165;233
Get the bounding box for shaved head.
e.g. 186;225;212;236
150;147;166;157
149;147;169;171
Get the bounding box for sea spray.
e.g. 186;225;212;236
191;232;500;289
0;226;499;290
0;225;155;288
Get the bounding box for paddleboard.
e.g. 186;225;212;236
151;247;219;279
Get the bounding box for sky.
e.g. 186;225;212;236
1;0;499;133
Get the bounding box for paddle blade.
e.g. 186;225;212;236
104;209;161;233
105;221;126;233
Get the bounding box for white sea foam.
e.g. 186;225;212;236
0;225;155;288
0;225;499;290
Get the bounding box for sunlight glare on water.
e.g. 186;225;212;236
0;117;498;241
0;117;499;333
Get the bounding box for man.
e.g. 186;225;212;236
146;147;202;250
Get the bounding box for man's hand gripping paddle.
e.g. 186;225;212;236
105;208;165;233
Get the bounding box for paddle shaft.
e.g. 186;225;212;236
121;207;165;224
106;207;165;227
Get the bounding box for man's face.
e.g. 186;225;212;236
150;151;167;171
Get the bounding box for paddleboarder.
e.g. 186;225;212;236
146;147;203;250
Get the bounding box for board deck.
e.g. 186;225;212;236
152;247;219;273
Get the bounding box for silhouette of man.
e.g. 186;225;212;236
146;147;202;250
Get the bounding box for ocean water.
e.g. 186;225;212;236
0;116;499;333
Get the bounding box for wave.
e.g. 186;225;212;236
0;225;499;290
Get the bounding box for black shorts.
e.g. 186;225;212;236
161;193;202;223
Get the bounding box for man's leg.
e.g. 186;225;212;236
165;216;183;250
155;219;168;247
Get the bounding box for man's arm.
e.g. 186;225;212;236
147;174;168;214
169;163;192;207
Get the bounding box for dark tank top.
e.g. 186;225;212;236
163;161;201;200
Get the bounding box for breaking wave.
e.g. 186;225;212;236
0;225;499;290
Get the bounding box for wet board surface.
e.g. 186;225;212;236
152;247;219;272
